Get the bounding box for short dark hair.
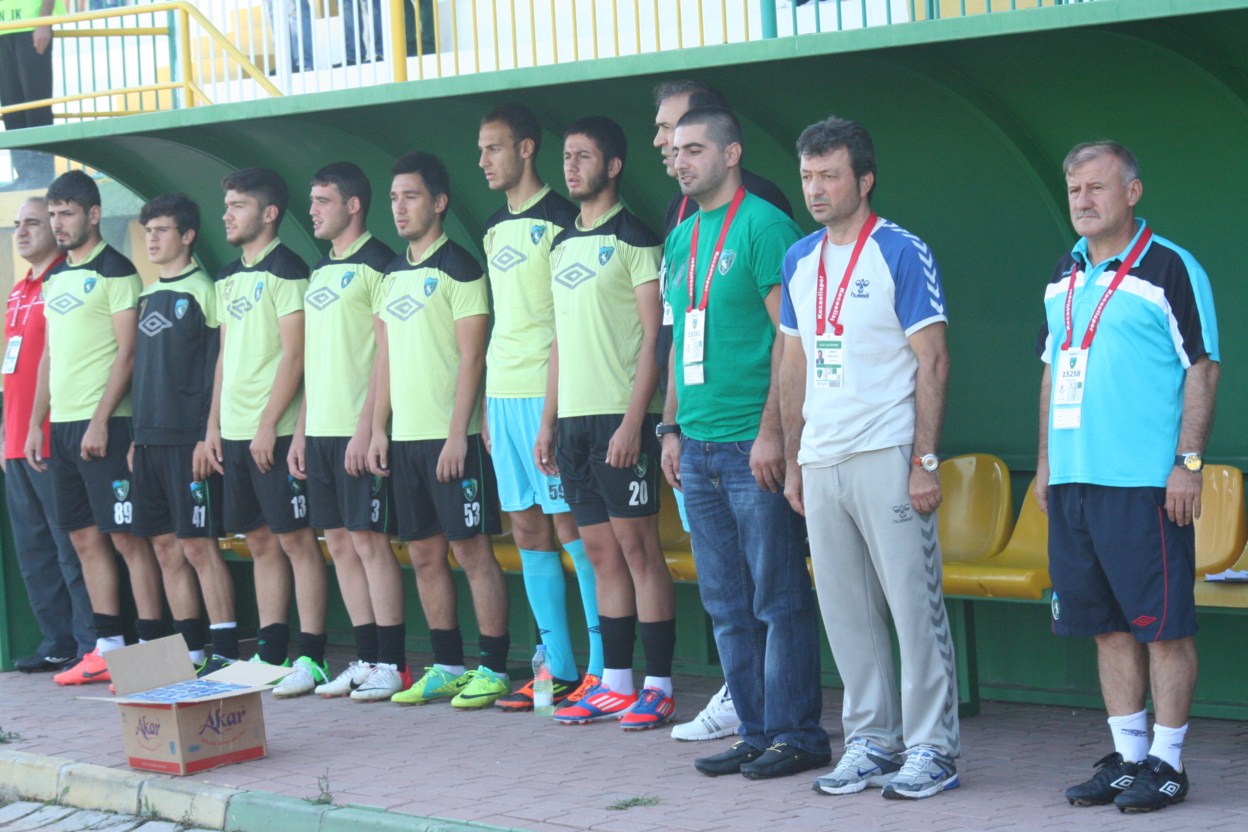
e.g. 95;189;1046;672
220;167;290;224
675;106;743;151
652;79;728;110
46;169;100;210
139;192;201;251
482;103;542;154
795;115;877;199
312;161;372;216
564;116;628;181
391;151;451;215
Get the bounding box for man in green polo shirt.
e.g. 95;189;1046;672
286;161;409;702
539;116;677;731
25;169;164;686
477;103;602;711
659;106;829;779
367;150;511;709
202;167;329;697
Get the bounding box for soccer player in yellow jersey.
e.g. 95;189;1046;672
477;103;603;710
26;170;163;687
538;117;678;730
202;168;330;697
369;151;512;708
288;162;410;701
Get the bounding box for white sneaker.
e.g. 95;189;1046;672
272;656;329;699
813;737;904;795
350;663;405;702
670;683;740;741
315;660;375;698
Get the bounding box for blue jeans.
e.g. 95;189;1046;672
4;460;95;657
680;439;829;755
343;0;384;64
265;0;314;71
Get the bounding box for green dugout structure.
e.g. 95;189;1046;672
3;0;1248;717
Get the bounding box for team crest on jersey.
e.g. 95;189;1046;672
598;246;615;266
851;277;870;299
175;298;189;319
371;475;383;496
254;281;265;302
461;478;479;501
632;453;648;479
112;479;130;501
718;250;736;275
341;270;356;289
189;481;206;506
423;276;439;297
530;225;546;245
287;475;304;496
83;277;97;294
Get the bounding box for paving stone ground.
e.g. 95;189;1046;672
0;801;213;832
2;646;1246;831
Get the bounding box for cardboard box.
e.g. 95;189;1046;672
87;636;293;775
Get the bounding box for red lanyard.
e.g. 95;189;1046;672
1060;228;1152;351
815;212;877;336
685;186;746;312
676;196;689;225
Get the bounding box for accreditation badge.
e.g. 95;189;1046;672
2;336;22;375
813;338;843;389
1052;347;1087;430
684;308;706;365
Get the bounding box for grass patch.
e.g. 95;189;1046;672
607;795;661;811
303;770;333;806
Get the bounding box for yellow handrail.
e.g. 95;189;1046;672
0;0;280;115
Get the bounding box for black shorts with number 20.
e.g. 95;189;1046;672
556;413;661;527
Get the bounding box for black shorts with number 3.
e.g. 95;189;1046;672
391;435;501;542
556;413;661;527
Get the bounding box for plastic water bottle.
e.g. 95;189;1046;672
532;645;554;716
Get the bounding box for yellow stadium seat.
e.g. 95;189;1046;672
1193;464;1247;576
937;454;1014;564
943;477;1050;600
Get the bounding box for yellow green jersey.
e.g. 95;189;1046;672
380;234;489;441
304;233;395;437
43;240;142;422
216;238;308;441
0;1;66;34
481;185;578;398
549;202;662;417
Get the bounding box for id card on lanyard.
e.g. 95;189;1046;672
1053;228;1152;430
682;187;746;386
813;213;877;389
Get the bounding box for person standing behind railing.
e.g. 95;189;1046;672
0;0;63;190
343;0;381;65
264;0;314;72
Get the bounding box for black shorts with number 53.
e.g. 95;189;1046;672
391;435;501;542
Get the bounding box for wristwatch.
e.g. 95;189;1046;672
655;422;681;439
912;453;939;473
1175;452;1204;473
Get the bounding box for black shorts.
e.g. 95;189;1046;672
391;435;501;542
555;413;661;527
305;435;395;534
131;443;224;539
221;436;310;535
1048;483;1197;642
49;418;134;534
